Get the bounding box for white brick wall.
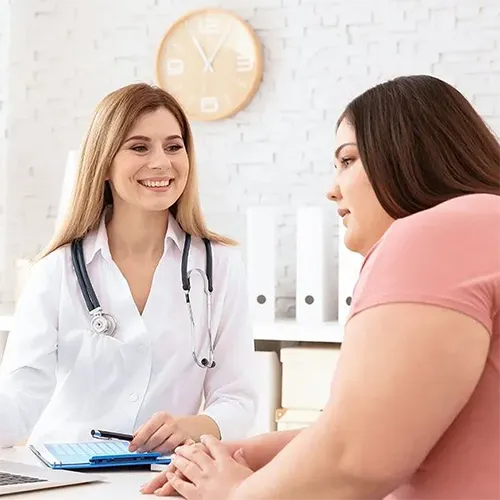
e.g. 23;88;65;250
0;0;10;304
1;0;499;315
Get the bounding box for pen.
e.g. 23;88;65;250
91;429;135;442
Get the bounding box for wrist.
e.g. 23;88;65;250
175;414;221;442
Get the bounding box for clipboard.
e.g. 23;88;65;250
29;440;172;470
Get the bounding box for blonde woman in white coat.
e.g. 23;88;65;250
0;83;257;453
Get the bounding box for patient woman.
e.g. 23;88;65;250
143;74;500;499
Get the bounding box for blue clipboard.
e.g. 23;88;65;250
29;440;172;470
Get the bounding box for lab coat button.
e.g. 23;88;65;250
130;393;138;402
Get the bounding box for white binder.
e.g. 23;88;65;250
295;206;337;323
246;207;276;322
337;219;363;324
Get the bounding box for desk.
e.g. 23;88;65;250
0;446;170;499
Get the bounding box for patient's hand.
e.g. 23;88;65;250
141;442;252;496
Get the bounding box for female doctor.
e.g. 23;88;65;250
0;83;257;452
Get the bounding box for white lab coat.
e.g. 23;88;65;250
0;216;257;447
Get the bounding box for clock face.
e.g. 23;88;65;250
156;9;263;121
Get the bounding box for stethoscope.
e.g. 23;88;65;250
70;233;216;369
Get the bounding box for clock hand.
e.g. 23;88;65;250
192;35;214;73
184;22;214;73
205;25;232;71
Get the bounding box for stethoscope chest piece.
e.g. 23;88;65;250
90;308;117;337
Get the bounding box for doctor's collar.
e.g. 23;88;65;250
82;211;185;266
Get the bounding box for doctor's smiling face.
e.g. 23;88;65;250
107;108;190;213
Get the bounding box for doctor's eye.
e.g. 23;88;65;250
165;144;184;153
131;145;148;153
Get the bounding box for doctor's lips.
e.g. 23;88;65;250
338;208;350;218
138;176;174;191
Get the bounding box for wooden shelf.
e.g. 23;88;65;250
0;315;344;344
253;319;343;343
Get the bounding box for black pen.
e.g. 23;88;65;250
91;429;134;442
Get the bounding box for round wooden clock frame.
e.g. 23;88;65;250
155;8;263;121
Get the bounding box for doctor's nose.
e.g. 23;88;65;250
147;147;172;170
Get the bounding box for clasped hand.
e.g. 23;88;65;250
141;435;253;499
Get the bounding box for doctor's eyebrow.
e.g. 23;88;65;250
123;134;183;144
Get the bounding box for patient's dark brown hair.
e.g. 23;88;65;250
337;75;500;219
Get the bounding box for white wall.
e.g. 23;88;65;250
0;0;10;304
1;0;499;314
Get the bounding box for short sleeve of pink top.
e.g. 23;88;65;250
347;193;500;500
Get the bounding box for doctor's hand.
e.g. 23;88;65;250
140;438;248;497
130;412;193;455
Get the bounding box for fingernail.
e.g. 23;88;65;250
200;434;207;442
129;445;136;452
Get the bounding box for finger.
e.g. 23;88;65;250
143;425;181;454
153;432;192;454
140;465;173;494
233;448;250;468
131;413;172;451
171;455;201;483
175;443;214;471
155;472;197;498
200;435;231;461
141;467;185;496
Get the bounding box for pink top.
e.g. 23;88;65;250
348;193;500;500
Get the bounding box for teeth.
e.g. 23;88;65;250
140;179;171;188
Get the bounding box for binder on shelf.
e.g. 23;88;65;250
295;206;337;324
337;219;363;324
246;207;276;322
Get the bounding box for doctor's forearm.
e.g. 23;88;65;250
176;414;221;442
0;394;29;448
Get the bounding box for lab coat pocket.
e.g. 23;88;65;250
57;328;137;419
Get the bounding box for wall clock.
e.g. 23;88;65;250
156;8;263;121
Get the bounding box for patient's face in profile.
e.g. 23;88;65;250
328;118;394;256
108;107;190;214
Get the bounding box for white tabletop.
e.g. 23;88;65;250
0;446;170;499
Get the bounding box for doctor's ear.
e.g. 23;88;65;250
104;181;113;205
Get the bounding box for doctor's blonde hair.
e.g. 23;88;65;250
40;83;236;259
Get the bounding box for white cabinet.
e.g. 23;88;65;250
280;345;341;411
